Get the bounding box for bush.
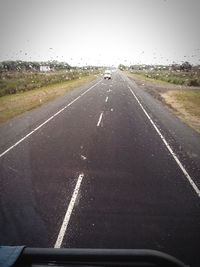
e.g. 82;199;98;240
186;79;200;86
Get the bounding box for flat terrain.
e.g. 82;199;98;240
0;71;200;266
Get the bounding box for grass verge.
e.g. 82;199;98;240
0;74;98;123
161;90;200;133
126;71;171;86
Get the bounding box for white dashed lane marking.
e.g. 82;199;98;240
54;173;84;248
97;112;104;127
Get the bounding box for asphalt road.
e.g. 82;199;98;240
0;71;200;266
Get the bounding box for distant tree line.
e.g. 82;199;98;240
0;60;71;72
120;61;197;72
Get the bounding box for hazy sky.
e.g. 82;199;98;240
0;0;200;66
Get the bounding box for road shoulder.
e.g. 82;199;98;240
126;72;200;134
123;71;200;189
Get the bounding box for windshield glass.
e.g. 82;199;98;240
0;1;200;267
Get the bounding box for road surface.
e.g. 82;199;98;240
0;71;200;266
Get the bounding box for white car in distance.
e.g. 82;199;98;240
104;70;112;80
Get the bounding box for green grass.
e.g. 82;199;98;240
128;70;200;87
0;74;98;123
0;69;97;97
126;71;171;85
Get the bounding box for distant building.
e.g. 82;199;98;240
40;65;51;72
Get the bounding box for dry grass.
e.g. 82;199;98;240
0;74;97;123
161;90;200;133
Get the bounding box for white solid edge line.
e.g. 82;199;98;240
97;112;103;127
0;80;102;159
128;86;200;198
105;96;108;102
54;173;84;248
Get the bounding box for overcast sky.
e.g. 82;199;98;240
0;0;200;66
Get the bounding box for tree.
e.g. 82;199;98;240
118;64;126;70
180;61;192;72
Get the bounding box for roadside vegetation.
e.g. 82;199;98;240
0;61;101;97
126;62;200;87
130;70;200;87
0;60;102;123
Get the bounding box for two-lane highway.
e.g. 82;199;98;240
0;71;200;266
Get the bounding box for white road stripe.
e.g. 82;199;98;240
128;86;200;198
54;173;84;248
97;112;103;127
105;96;108;102
0;80;102;158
